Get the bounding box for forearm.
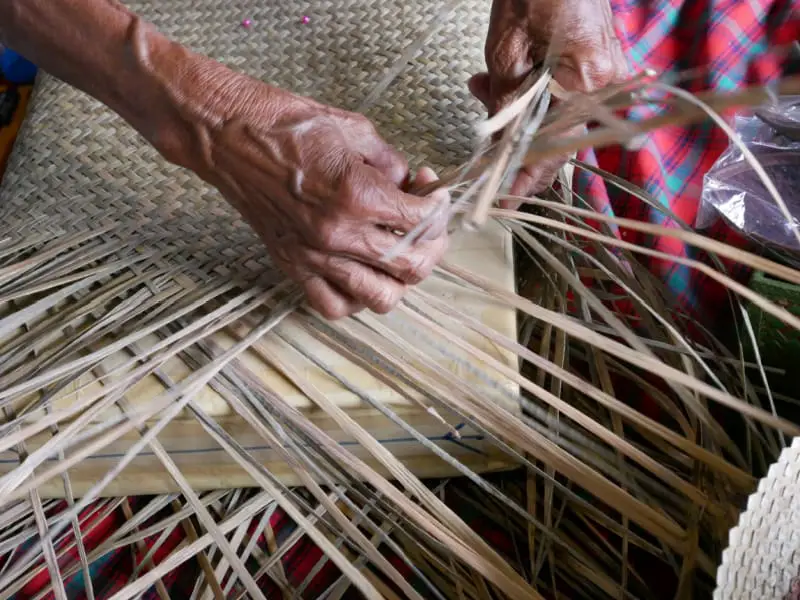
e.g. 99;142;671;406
0;0;271;170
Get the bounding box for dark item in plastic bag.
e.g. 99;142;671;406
756;95;800;141
704;149;800;253
699;98;800;260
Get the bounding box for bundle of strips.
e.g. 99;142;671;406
1;1;799;599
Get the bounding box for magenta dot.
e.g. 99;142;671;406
241;18;252;28
301;15;310;24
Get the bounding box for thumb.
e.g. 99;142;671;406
468;73;491;110
361;137;410;188
485;26;534;114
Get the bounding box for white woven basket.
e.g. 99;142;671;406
716;436;800;600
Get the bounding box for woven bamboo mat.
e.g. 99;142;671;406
0;0;520;497
1;0;490;267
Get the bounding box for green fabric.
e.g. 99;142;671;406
743;271;800;399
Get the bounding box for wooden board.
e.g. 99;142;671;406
1;221;519;498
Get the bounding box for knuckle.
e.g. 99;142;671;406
345;264;370;295
395;258;422;285
578;43;622;88
397;198;428;230
591;54;618;85
324;304;349;320
316;219;341;250
348;115;384;146
315;302;341;320
524;156;566;192
370;285;402;314
338;165;368;212
383;151;409;186
403;251;437;283
306;282;349;321
357;116;379;137
430;185;451;206
346;112;373;131
268;243;293;270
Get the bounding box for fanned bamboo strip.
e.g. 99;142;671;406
0;0;798;597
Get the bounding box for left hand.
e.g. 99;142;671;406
469;0;629;204
142;53;451;321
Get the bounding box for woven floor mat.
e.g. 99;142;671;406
0;0;487;253
0;0;521;497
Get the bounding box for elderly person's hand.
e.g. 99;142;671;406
469;0;629;202
0;0;449;321
156;60;449;320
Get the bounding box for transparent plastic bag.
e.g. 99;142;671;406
697;95;800;255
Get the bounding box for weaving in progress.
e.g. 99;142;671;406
0;0;799;599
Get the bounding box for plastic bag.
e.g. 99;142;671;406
697;95;800;255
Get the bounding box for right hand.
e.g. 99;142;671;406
468;0;628;205
157;60;450;320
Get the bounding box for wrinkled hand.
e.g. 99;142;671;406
469;0;628;203
165;62;449;320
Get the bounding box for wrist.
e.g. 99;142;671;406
123;29;295;176
112;25;221;172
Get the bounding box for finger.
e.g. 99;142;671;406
359;131;410;187
411;166;451;240
505;118;586;201
410;165;449;206
609;37;631;84
468;73;492;110
270;250;362;320
352;165;450;284
553;37;630;93
501;155;569;208
372;230;449;284
413;165;445;190
312;222;448;285
373;165;449;283
346;163;449;236
517;152;574;196
554;57;614;94
485;26;534;114
501;161;561;209
507;168;539;203
303;275;361;320
321;164;449;283
318;256;407;315
499;198;523;211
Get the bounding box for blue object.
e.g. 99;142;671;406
0;48;37;85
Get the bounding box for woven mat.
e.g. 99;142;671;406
0;0;487;250
715;436;800;599
0;0;493;354
0;0;522;497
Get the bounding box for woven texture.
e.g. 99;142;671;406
0;1;798;598
715;435;800;600
0;0;521;500
0;0;487;271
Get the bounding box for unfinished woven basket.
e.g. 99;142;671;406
0;0;524;499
